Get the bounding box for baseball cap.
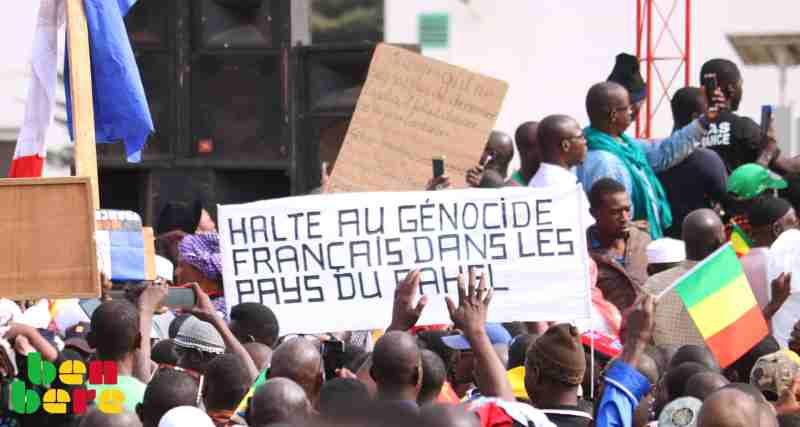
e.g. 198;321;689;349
727;163;787;200
658;396;702;427
441;323;512;350
174;316;226;355
750;350;800;401
64;322;94;355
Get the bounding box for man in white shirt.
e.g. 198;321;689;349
529;114;588;189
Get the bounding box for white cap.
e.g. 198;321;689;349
646;238;686;265
18;299;52;330
155;255;174;281
158;406;214;427
0;299;22;326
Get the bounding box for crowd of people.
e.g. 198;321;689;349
3;53;800;427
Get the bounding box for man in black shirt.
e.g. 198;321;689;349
659;87;732;238
699;59;800;174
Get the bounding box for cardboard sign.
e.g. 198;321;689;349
330;44;509;192
219;187;591;334
0;177;99;299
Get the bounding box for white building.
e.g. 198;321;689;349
385;0;800;157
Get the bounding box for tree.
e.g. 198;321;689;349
311;0;383;44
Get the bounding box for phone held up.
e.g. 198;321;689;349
761;105;773;137
703;73;718;111
432;156;445;179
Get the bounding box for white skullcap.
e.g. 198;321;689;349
158;406;214;427
646;238;686;264
54;299;90;333
155;255;174;281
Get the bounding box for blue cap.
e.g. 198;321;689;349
441;323;512;350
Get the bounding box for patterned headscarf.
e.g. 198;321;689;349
179;233;222;280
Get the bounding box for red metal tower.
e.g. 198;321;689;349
636;0;692;138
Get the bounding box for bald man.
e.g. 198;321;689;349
509;121;541;186
528;114;587;189
686;371;730;401
269;337;323;407
80;409;142;427
466;131;515;187
370;331;422;405
644;209;726;347
697;388;763;427
577;81;715;239
247;378;310;427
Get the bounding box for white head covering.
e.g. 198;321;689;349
0;300;22;326
155;255;174;282
18;299;51;330
646;238;686;265
158;406;214;427
54;299;90;333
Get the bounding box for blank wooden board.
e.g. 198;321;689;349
330;43;509;192
0;177;99;299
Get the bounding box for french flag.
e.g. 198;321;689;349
9;0;152;178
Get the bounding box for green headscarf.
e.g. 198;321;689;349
585;127;672;239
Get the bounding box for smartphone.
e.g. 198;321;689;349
761;105;773;137
322;339;346;380
78;298;102;319
703;73;718;106
432;156;445;178
164;286;197;309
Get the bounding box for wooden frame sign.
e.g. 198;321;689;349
0;177;100;299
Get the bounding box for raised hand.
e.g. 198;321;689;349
388;270;428;332
446;270;492;337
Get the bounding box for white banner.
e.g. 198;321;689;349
219;186;592;334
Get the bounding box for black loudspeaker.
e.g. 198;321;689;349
190;54;286;161
295;44;373;193
193;0;281;49
294;44;418;194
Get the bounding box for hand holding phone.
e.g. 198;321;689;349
761;105;774;137
432;156;445;178
164;285;197;310
703;73;718;110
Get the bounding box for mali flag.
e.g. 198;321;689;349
730;223;753;257
675;244;768;368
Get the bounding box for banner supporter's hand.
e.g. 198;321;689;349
446;271;492;338
387;269;428;331
426;175;451;191
190;283;218;324
466;165;484;188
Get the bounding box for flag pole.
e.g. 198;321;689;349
66;0;100;209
